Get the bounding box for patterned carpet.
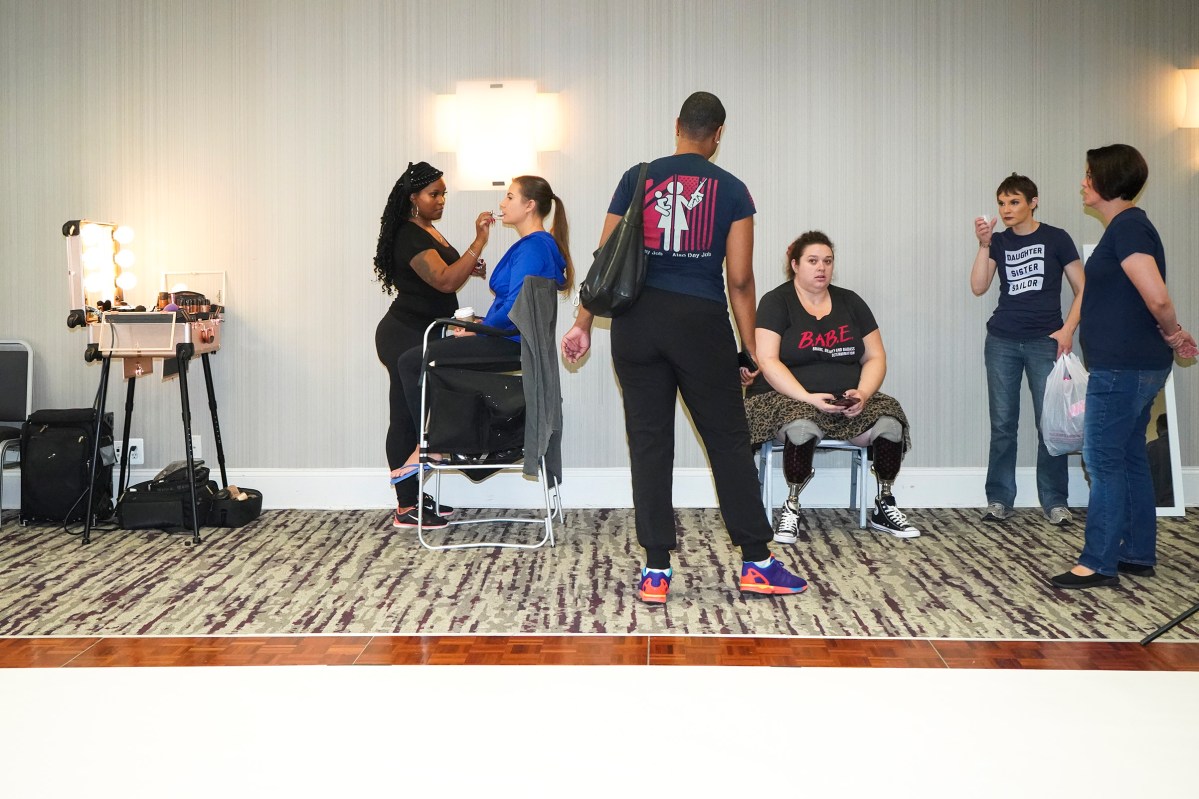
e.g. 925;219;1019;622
1;507;1197;641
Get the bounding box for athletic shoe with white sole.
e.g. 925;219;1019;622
870;495;920;538
773;498;802;544
980;502;1012;522
1044;506;1072;526
423;493;455;518
392;506;448;530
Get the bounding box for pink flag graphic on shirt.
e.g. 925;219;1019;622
643;175;716;252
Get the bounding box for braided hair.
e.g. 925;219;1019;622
373;161;444;294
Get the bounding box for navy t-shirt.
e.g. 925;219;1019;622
607;153;755;305
386;223;460;321
747;283;878;397
986;223;1079;339
1080;207;1172;370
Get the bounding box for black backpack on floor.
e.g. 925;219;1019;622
19;408;115;525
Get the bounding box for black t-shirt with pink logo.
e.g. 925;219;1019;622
747;283;878;397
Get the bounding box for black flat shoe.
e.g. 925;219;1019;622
1051;571;1120;589
1117;561;1156;577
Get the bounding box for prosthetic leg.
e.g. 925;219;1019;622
869;436;919;538
774;438;816;543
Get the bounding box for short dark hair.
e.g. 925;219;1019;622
785;231;834;278
678;92;726;139
996;173;1038;210
1086;144;1148;201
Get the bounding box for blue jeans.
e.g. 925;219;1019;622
984;333;1068;510
1078;367;1170;576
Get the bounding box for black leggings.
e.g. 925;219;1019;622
611;287;773;569
375;311;431;505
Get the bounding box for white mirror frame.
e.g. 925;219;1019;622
1153;373;1185;517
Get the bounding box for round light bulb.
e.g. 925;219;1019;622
113;225;134;244
170;282;189;293
115;272;138;290
114;249;135;268
84;274;107;292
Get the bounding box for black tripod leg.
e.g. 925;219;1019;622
84;357;112;545
118;377;136;499
201;353;228;488
1141;600;1199;645
176;343;202;545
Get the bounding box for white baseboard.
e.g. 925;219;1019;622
3;466;1197;511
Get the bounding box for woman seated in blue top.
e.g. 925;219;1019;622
392;175;573;527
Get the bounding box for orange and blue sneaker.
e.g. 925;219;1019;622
638;568;672;604
739;556;808;595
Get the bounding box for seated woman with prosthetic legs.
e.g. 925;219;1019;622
745;231;918;541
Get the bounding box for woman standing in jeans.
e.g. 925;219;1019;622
1051;144;1197;589
970;173;1084;526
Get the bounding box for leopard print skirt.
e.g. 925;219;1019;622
744;390;912;452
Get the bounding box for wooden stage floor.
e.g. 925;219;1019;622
4;634;1198;670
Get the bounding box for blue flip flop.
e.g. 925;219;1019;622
389;462;431;485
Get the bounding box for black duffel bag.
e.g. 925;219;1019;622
20;408;115;525
118;462;216;532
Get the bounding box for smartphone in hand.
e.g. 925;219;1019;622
738;350;759;372
830;394;860;408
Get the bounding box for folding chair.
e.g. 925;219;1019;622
415;276;563;550
758;437;870;528
0;340;33;524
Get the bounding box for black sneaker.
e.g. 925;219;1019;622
773;498;802;544
423;493;455;518
870;495;920;538
393;506;449;530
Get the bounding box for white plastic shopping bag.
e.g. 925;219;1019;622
1041;353;1089;456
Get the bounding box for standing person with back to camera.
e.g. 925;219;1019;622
373;161;494;529
1051;144;1197;589
561;91;808;604
970;173;1084;527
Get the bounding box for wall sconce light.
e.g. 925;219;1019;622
435;81;562;191
1180;69;1199;128
63;219;137;321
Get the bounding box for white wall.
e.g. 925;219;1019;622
2;0;1197;508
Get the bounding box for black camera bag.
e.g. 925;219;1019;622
19;408;115;525
118;468;217;532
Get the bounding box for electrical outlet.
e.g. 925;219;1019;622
191;434;202;459
115;438;144;465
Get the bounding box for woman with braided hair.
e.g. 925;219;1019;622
745;230;919;542
391;175;574;528
373;161;494;528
